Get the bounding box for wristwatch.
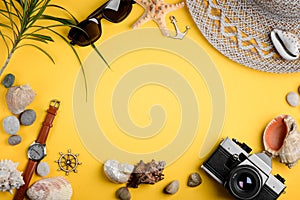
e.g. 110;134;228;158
14;99;60;200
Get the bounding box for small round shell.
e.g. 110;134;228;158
6;84;36;114
26;176;72;200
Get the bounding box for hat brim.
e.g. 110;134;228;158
186;0;300;73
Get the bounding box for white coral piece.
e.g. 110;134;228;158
0;159;25;194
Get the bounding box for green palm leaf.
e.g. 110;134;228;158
0;0;108;100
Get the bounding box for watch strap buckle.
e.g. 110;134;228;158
50;99;60;109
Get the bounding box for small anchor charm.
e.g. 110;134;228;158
169;16;190;40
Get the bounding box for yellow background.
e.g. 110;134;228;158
0;0;299;199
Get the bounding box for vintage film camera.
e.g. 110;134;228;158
202;137;286;200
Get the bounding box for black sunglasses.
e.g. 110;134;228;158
68;0;135;46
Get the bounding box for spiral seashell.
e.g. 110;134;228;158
6;84;36;114
270;29;300;61
0;159;24;193
26;176;72;200
263;115;300;168
279;131;300;168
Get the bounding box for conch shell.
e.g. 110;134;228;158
26;176;72;200
270;29;300;61
263;115;300;168
6;84;36;114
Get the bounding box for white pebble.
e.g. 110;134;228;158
36;162;50;177
3;116;20;134
286;92;299;107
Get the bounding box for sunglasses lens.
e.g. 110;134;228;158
103;0;132;23
68;19;102;46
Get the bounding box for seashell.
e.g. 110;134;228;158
164;180;180;194
6;84;36;114
270;29;300;61
263;115;300;168
0;159;24;193
278;130;300;168
26;176;72;200
104;160;134;184
127;160;166;188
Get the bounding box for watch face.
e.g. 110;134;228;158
28;143;46;161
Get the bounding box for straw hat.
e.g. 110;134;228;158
186;0;300;73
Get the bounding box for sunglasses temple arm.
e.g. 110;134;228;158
87;1;110;19
87;0;136;19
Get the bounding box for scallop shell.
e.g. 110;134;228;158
270;29;299;61
263;115;300;168
6;84;36;114
0;159;24;194
26;176;72;200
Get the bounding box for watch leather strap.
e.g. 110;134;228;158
36;100;60;145
13;100;60;200
13;160;37;200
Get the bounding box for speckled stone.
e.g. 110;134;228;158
3;116;20;134
1;73;15;88
20;109;36;126
164;180;179;194
8;135;22;145
286;92;299;107
187;172;202;187
116;187;131;200
36;162;50;177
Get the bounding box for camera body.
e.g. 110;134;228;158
202;137;286;200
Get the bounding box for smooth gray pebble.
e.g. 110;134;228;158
8;135;22;145
2;73;15;88
20;109;36;126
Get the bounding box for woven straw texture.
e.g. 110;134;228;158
186;0;300;73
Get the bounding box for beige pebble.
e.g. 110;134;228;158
187;172;202;187
164;180;179;194
116;187;131;200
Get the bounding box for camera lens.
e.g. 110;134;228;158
237;173;256;191
228;166;262;200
